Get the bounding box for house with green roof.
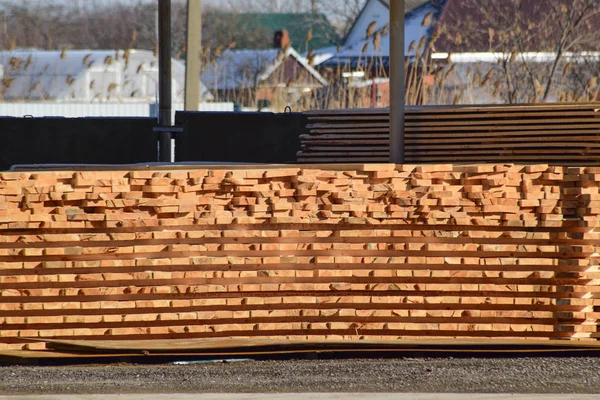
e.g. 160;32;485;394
204;12;339;53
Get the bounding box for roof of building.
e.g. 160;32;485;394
343;0;433;45
0;49;213;101
434;51;600;64
201;47;328;91
380;0;433;12
316;1;443;69
207;13;339;52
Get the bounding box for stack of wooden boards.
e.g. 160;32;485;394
0;163;599;350
299;103;600;164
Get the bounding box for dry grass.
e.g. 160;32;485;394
199;12;600;112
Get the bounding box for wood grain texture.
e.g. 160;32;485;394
298;104;600;164
0;163;599;349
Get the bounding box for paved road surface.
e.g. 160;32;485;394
0;358;599;395
1;395;599;400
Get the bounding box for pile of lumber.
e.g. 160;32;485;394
299;103;600;164
0;164;599;350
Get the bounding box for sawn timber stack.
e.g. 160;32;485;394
0;164;599;350
299;103;600;164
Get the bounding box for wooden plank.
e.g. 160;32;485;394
303;143;600;152
3;234;600;249
409;129;600;139
402;155;600;161
10;329;578;341
7;225;599;237
0;316;582;332
1;223;592;235
407;110;600;120
0;289;588;304
304;102;600;115
404;118;600;127
0;302;584;318
0;350;144;360
0;249;594;264
0;273;593;289
303;136;600;145
403;135;600;144
0;262;593;277
40;337;600;355
305;129;600;139
405;123;600;133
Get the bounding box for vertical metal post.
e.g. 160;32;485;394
185;0;202;111
389;0;405;164
158;0;173;162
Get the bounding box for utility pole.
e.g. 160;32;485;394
311;0;317;13
185;0;202;111
158;0;173;162
389;0;405;164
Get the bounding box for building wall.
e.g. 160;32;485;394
352;80;391;108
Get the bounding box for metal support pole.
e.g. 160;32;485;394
185;0;201;111
389;0;405;164
158;0;173;162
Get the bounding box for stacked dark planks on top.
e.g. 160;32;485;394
299;103;600;165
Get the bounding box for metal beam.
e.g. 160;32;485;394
158;0;173;162
184;0;202;111
389;0;405;164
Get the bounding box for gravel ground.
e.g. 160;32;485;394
0;358;599;395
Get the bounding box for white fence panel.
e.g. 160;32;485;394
0;102;235;119
0;103;151;117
